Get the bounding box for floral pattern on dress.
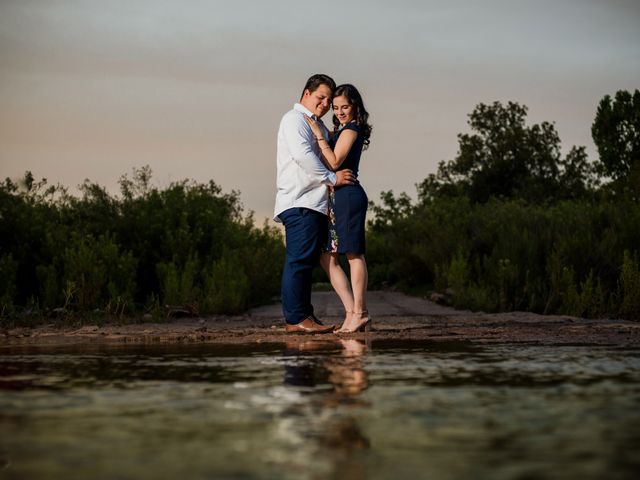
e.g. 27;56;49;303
326;186;339;252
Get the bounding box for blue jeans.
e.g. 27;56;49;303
279;208;327;325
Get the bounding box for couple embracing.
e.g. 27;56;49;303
274;74;372;334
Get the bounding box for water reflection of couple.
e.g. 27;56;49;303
274;74;373;334
284;338;369;400
281;338;371;478
284;339;370;432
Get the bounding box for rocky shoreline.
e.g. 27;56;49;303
2;291;638;349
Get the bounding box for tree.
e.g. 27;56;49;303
592;89;640;191
423;101;595;203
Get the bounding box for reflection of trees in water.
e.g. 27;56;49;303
281;338;371;479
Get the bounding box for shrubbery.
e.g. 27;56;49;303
366;92;640;320
367;195;640;319
0;167;283;321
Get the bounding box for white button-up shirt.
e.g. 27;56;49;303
273;103;337;222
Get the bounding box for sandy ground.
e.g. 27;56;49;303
1;291;639;349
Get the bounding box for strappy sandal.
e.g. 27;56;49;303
334;310;353;333
337;310;372;333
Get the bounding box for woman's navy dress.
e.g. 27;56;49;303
326;122;368;254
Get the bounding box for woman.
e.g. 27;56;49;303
305;84;372;333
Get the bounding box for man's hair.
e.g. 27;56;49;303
300;74;336;100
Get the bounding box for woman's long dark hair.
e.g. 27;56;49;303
332;84;372;149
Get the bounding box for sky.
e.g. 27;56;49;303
1;0;639;222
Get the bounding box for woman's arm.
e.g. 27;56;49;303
282;113;338;186
305;115;358;171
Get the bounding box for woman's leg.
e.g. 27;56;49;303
347;253;368;321
320;252;354;325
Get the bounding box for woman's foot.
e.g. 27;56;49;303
334;310;353;333
336;310;371;333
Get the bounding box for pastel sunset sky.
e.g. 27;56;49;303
1;0;639;221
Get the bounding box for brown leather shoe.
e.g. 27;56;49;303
285;316;335;334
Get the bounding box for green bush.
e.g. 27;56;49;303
0;168;284;321
0;254;17;316
618;251;640;320
367;193;640;319
202;250;250;314
60;233;137;311
156;254;199;308
365;93;639;320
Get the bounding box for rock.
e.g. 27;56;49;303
74;325;99;334
8;328;30;337
430;292;451;305
165;304;199;318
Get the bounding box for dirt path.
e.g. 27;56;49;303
1;291;639;349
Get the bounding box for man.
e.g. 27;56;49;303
274;74;355;333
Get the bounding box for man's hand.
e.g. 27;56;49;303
335;169;355;186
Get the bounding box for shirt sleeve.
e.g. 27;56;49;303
282;114;337;186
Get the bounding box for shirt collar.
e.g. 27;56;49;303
294;103;316;119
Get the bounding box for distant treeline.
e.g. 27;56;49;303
0;167;283;320
1;90;639;322
366;90;640;320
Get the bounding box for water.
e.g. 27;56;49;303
1;339;639;480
